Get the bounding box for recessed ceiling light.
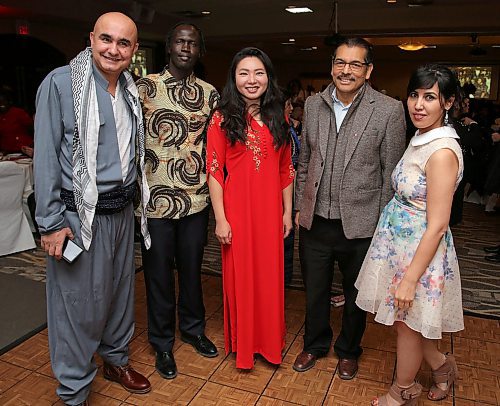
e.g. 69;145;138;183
285;6;313;14
387;0;397;3
289;38;296;42
201;11;211;15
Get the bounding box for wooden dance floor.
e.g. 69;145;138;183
0;269;498;405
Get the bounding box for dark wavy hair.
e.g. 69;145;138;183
407;64;460;115
217;47;289;147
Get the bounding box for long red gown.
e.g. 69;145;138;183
207;111;294;369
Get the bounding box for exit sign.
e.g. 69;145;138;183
16;20;29;35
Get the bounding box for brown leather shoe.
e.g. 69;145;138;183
103;363;151;394
338;358;358;380
293;351;317;372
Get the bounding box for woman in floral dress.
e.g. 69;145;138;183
355;65;464;405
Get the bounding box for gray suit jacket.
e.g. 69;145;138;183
295;82;406;239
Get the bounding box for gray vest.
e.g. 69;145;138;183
315;85;366;219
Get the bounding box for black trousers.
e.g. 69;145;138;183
299;216;371;359
141;208;209;353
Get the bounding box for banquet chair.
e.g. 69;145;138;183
0;161;36;256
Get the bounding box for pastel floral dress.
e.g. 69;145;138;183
355;126;464;339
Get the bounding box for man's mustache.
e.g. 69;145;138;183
337;75;355;81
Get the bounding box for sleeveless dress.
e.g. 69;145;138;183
355;126;464;339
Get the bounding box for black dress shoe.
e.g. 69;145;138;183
484;245;500;254
485;253;500;263
181;333;218;358
156;351;177;379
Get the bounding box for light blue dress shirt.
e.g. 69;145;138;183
332;88;352;131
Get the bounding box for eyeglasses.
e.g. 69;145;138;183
332;59;370;72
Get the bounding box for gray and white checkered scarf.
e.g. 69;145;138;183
70;47;150;250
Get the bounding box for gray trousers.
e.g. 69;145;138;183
46;204;135;405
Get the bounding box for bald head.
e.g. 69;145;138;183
90;12;139;84
93;12;138;43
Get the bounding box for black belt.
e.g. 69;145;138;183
60;183;136;215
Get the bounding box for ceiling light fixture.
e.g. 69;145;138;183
386;0;397;3
285;6;313;14
201;11;211;15
398;41;426;51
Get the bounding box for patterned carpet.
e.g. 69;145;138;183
0;202;498;319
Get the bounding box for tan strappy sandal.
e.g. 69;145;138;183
428;353;458;401
371;381;423;405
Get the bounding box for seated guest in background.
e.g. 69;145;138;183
356;65;464;405
207;47;294;370
287;78;307;104
290;101;303;138
34;12;151;405
449;95;485;225
0;86;33;154
483;126;500;216
284;95;300;286
137;22;219;381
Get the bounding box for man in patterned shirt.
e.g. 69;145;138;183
137;22;219;380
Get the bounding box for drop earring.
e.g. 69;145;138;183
444;109;449;126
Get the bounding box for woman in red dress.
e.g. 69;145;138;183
207;48;294;369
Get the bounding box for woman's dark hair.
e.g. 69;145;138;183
217;47;289;147
407;64;460;114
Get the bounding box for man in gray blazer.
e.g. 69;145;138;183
293;37;406;379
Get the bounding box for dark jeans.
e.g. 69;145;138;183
141;208;209;353
299;216;371;359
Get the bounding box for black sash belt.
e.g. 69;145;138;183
61;183;136;215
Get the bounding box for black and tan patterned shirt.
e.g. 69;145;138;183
137;68;219;219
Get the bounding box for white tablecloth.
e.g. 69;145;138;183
0;160;36;256
16;159;36;232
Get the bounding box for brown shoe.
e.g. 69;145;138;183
103;363;151;394
338;358;358;380
293;351;317;372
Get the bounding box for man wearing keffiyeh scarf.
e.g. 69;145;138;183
34;12;151;405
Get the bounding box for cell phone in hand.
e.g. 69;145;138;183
62;238;83;263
